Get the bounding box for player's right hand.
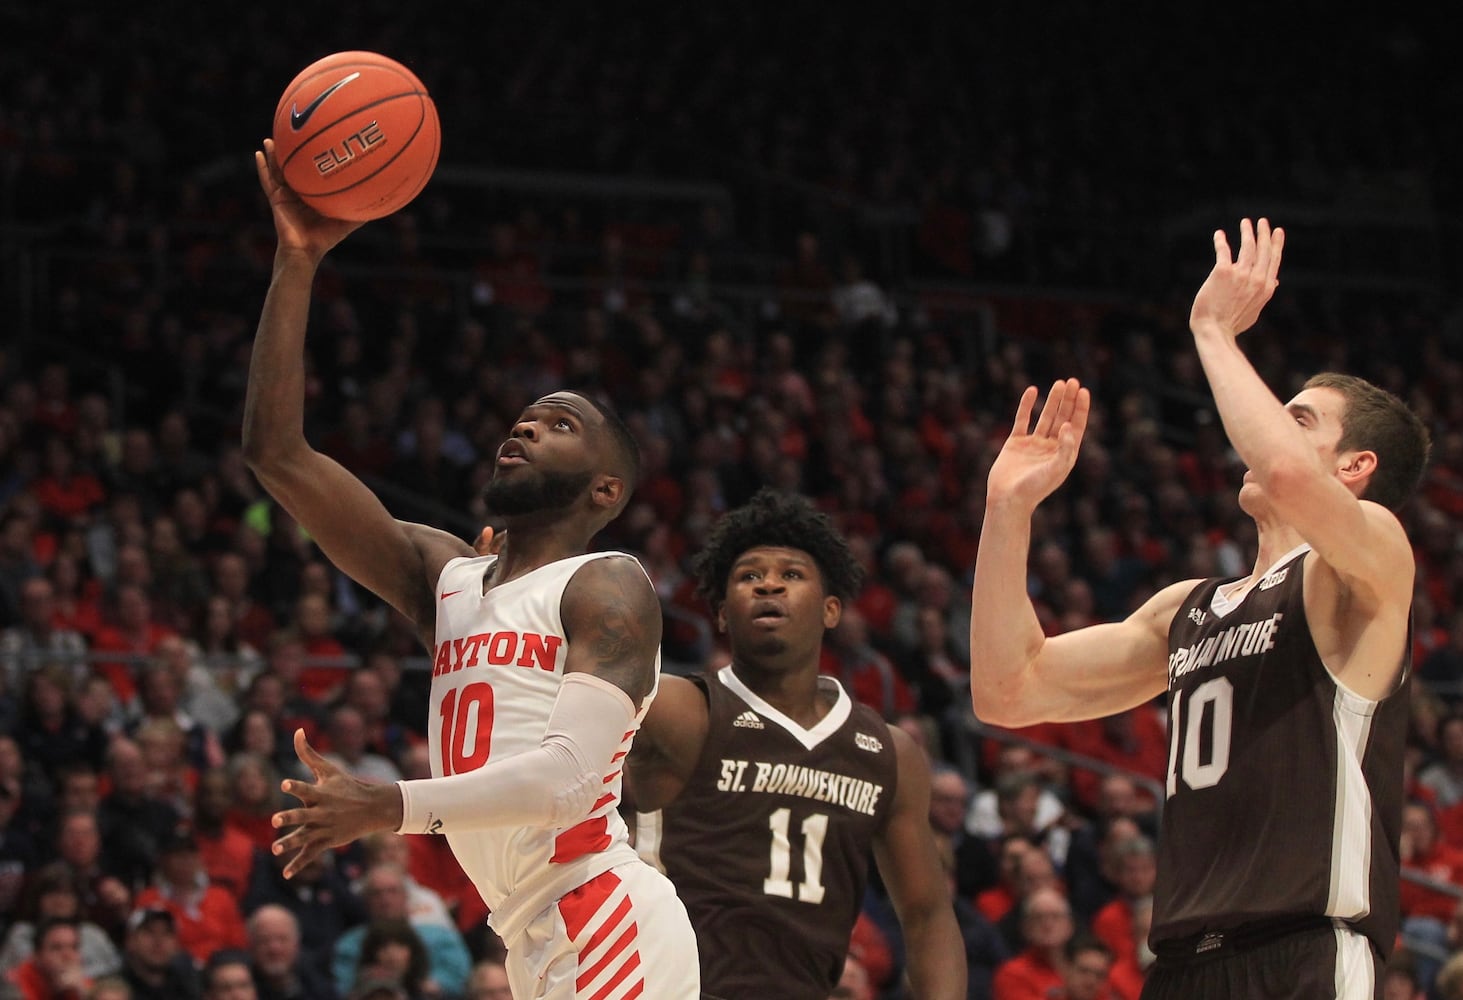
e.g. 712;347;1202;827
255;138;364;263
271;729;402;879
986;378;1090;510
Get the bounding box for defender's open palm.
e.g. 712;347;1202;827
271;729;397;879
255;138;363;263
1190;217;1284;340
987;379;1090;511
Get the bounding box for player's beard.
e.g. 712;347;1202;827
481;466;593;517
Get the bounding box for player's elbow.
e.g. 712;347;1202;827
969;676;1038;729
969;642;1046;727
241;430;308;483
544;769;601;827
539;734;607;827
241;426;283;474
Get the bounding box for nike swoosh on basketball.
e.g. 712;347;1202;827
289;72;361;130
440;590;463;600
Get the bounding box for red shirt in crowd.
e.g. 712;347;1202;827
1053;707;1168;813
1400;839;1463;922
3;957;90;1000
196;824;257;902
1107;956;1145;1000
299;634;350;701
30;473;106;523
132;884;248;964
90;622;177;702
1091;897;1139;965
992;949;1064;1000
975;884;1016;924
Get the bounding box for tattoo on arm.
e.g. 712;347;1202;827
593;601;639;663
564;557;662;703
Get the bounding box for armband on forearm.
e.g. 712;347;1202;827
397;672;636;834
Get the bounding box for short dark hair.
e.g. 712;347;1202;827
358;918;428;994
202;949;252;990
34;915;80;949
19;862;82;921
691;488;864;607
1302;372;1430;509
995;771;1040;804
571;390;641;494
1065;934;1113;964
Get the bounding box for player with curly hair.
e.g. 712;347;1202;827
627;488;964;1000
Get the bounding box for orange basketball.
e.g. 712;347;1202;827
271;51;440;222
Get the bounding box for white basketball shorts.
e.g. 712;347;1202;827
506;862;700;999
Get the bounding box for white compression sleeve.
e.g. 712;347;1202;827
396;671;637;835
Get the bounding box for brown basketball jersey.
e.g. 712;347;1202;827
635;666;899;1000
1154;545;1409;956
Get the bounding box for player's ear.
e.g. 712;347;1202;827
823;595;842;630
1337;449;1377;494
591;473;625;510
715;603;727;633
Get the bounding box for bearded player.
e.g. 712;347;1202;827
242;140;698;999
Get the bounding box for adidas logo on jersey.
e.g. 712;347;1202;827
733;711;764;729
1258;567;1290;591
855;732;883;753
1188;607;1207;626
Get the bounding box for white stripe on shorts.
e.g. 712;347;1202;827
1332;923;1375;1000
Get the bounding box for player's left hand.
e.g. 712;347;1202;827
1189;217;1284;340
270;729;403;879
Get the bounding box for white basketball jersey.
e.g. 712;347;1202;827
428;551;658;944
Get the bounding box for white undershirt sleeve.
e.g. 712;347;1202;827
396;671;637;835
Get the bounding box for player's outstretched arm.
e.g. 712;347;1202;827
243;141;472;626
872;728;966;1000
969;381;1172;725
1189;219;1414;641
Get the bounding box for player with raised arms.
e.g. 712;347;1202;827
241;139;699;999
969;219;1429;998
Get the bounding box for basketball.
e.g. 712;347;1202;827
271;51;440;222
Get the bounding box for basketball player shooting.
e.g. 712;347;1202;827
626;489;965;1000
968;219;1429;999
242;142;700;999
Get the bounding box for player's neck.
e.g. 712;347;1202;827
729;657;830;728
1249;521;1307;584
489;522;596;586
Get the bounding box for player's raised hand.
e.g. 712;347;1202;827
986;379;1090;511
270;728;402;879
255;138;364;263
1189;217;1285;341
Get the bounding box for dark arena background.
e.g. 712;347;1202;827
3;3;1463;999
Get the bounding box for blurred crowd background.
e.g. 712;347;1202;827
4;4;1463;1000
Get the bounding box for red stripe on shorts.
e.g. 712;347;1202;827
577;919;637;991
585;949;642;1000
557;870;621;939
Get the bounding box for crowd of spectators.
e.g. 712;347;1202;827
5;4;1463;1000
